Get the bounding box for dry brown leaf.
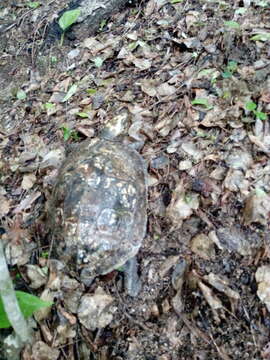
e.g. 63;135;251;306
198;281;223;310
243;189;270;225
21;173;37;190
167;181;199;227
190;233;216;260
13;191;41;213
0;195;11;216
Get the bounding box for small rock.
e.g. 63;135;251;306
67;49;80;59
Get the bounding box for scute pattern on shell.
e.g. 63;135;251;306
49;138;147;277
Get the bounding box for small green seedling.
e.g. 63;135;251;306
58;9;81;45
27;2;40;8
16;89;27;100
61;126;79;141
50;56;58;64
0;291;52;329
93;57;104;68
222;61;238;78
99;19;107;31
245;101;267;120
41;251;49;259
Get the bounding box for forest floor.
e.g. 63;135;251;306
0;0;270;359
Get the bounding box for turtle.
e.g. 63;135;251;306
48;112;147;296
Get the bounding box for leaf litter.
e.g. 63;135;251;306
0;0;270;359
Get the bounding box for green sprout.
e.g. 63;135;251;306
222;61;238;78
58;9;81;45
61;126;79;141
245;101;267;121
99;19;107;31
26;2;40;8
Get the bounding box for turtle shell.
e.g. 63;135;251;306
49;138;147;277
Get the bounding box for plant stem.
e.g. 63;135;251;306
60;32;65;46
0;241;31;344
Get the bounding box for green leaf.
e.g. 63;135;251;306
86;88;97;95
58;9;81;31
27;2;40;8
170;0;183;3
245;101;257;111
43;102;55;110
128;41;139;51
198;69;215;77
0;291;52;329
93;57;103;68
62;84;78;102
251;33;270;41
16;89;26;100
116;266;125;272
255;111;267;120
191;98;212;109
76;112;89;118
224;20;241;29
41;251;49;259
235;7;247;14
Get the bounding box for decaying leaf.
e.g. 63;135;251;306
204;273;240;301
215;226;261;256
243;189;270;225
78;287;116;331
21;173;37;190
0;195;11;217
190;233;216;260
167;181;199;227
198;281;223;310
255;265;270;312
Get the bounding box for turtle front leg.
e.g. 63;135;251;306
123;257;141;297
